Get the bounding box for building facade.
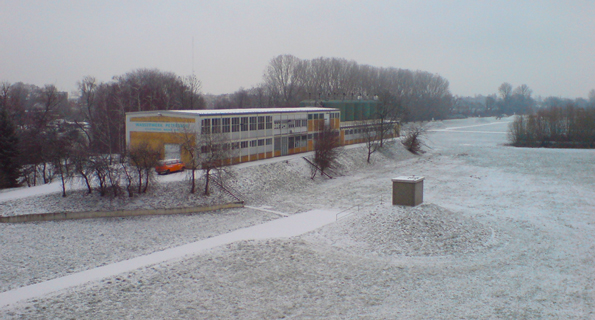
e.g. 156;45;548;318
126;101;399;165
126;107;340;164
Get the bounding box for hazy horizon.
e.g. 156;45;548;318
1;1;594;99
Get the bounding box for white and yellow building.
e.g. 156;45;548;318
125;107;340;164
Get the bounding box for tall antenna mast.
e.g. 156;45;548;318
192;36;195;75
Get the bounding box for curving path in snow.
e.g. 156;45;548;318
0;208;340;308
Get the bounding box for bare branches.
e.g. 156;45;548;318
262;55;452;121
128;142;160;194
401;125;427;155
176;124;235;195
312;124;340;178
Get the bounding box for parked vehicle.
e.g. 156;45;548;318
155;159;185;175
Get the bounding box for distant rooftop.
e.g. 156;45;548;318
127;107;339;117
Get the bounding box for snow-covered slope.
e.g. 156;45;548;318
2;117;594;319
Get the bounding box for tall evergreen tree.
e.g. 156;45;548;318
0;107;20;188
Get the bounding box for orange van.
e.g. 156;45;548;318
155;159;185;175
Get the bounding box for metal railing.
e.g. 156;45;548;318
211;175;243;203
336;204;360;221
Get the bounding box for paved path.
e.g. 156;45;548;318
0;208;340;308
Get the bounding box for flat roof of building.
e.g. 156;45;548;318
127;107;339;117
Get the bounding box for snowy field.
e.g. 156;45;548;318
1;116;595;318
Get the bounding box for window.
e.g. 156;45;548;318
258;116;265;130
222;118;230;133
266;116;273;129
241;141;248;148
266;138;272;145
258;139;264;146
250;140;257;147
274;137;281;151
294;135;307;148
314;114;318;120
308;114;313;120
232;142;240;149
308;134;313;140
319;113;323;119
201;119;211;134
232;117;240;132
249;117;257;131
212;118;221;133
241;117;248;131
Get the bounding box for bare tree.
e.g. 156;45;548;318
128;142;161;194
176;124;234;195
176;126;202;194
401;124;427;155
198;132;234;195
71;147;93;194
312;124;340;178
263;54;304;106
359;122;381;164
183;74;204;110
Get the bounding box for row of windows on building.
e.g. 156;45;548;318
198;130;343;153
200;138;273;153
201;116;274;134
308;112;340;119
344;127;376;135
199;112;339;134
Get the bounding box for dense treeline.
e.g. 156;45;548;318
218;55;454;122
509;105;595;148
0;69;204;190
454;85;595;118
78;70;204;154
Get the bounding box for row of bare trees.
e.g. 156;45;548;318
262;55;453;121
509;105;595;148
0;82;73;187
216;55;452;122
454;85;595;118
76;70;205;155
0;69;206;190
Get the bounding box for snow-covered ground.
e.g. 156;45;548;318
1;117;595;318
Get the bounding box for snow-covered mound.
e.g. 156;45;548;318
314;204;492;257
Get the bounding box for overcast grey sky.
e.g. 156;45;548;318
1;0;594;99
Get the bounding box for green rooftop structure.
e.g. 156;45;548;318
299;100;381;122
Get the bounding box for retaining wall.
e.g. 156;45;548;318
0;202;244;223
